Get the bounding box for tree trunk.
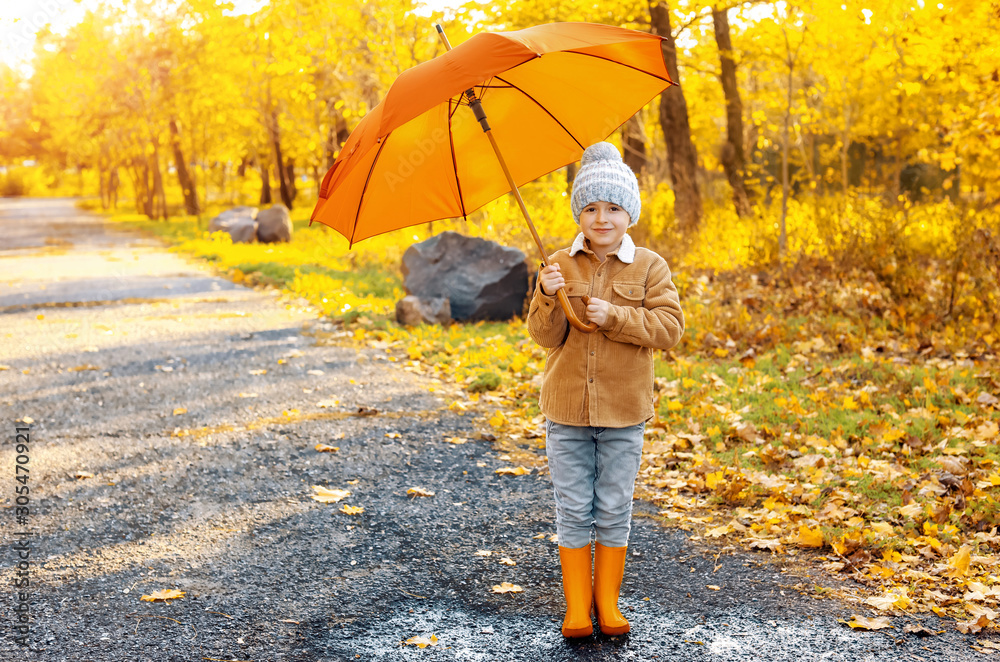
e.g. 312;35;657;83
169;118;200;216
712;4;752;217
565;161;578;195
841;73;852;193
270;110;293;209
650;0;703;233
327;111;351;168
98;162;109;210
259;158;272;205
622;113;647;175
134;161;153;218
326;123;338;170
109;167;119;210
284;157;297;205
780;40;793;257
150;143;167;220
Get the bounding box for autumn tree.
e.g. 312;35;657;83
650;0;703;232
712;4;751;216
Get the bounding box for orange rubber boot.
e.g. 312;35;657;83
558;544;594;637
593;542;629;635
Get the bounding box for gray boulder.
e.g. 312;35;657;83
395;295;452;326
401;232;528;321
227;217;258;243
209;206;258;235
256;204;293;243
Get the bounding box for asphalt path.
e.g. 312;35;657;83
0;199;988;661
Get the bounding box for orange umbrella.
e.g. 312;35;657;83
310;22;674;332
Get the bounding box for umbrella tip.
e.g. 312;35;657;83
435;23;444;33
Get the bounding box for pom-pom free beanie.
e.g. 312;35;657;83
570;142;641;226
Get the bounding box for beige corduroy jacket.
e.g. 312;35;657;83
527;234;684;428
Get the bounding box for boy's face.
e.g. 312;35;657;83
578;200;630;257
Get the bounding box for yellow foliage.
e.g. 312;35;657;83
797;525;825;548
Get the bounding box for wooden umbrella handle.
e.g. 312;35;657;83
562;292;598;333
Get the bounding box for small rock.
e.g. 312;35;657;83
209;206;257;231
208;206;258;243
395;295;452;326
227;217;258;243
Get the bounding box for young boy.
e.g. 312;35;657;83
527;142;684;637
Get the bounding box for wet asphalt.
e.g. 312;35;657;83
0;199;991;661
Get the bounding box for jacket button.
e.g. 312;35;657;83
629;289;633;294
588;378;594;383
590;351;595;356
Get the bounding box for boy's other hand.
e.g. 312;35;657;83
585;297;611;326
539;264;565;296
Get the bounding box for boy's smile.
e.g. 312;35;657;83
578;201;630;262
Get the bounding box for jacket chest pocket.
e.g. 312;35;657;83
563;280;590;317
611;282;645;307
564;281;590;298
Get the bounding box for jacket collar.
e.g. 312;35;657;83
568;232;635;264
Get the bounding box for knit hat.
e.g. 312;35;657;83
570;142;641;226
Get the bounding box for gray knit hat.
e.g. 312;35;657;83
570;142;641;226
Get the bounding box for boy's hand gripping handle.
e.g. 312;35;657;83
559;291;598;333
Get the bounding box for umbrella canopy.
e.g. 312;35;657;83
311;22;673;245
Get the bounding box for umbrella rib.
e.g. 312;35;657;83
447;98;469;220
493;75;586;150
349;134;391;248
564;50;676;86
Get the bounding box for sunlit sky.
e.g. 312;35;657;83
0;0;462;74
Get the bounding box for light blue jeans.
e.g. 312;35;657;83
545;420;645;549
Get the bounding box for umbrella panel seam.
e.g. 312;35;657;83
447;97;469;221
563;49;675;86
492;74;586;151
349;133;392;248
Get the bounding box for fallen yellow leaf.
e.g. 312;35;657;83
172;407;187;416
865;589;910;611
944;546;971;579
705;523;734;538
340;505;364;515
842;615;893;630
141;589;185;603
310;486;351;503
495;466;530;476
491;582;523;594
314;444;340;453
956;615;991;634
797;524;825;548
407;487;435;497
404;634;439;648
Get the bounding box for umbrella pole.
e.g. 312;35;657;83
436;26;598;334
